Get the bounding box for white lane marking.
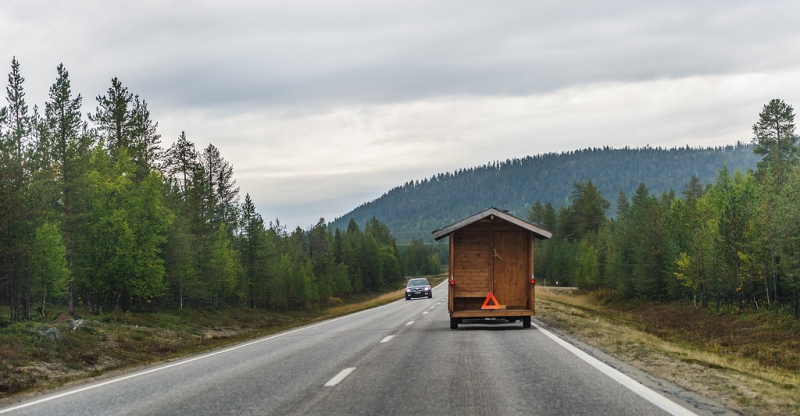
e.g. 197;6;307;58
422;311;429;315
406;321;415;326
532;322;697;416
324;368;356;387
380;335;395;343
0;297;406;414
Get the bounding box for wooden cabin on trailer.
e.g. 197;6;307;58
432;208;552;329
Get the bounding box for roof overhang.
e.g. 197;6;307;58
431;207;553;241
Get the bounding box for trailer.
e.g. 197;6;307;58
432;208;552;329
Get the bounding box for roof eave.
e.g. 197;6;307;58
431;208;553;241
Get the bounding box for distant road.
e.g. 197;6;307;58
2;284;710;415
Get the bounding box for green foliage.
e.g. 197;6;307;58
574;237;600;288
1;60;418;322
29;222;69;317
208;223;242;302
400;240;441;276
530;99;800;318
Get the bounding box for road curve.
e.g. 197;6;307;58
1;284;715;415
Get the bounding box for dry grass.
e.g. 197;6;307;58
536;288;800;416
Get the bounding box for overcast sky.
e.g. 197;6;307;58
2;1;800;229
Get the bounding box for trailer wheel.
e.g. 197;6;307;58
522;317;531;328
507;318;517;323
450;318;459;330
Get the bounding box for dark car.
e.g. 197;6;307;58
405;278;432;300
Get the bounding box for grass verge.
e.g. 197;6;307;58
0;274;446;400
536;287;800;416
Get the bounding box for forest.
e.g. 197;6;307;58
529;98;800;318
0;59;441;322
330;142;759;242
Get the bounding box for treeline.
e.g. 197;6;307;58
0;59;439;322
331;142;758;242
530;99;800;318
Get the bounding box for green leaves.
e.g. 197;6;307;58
29;222;69;317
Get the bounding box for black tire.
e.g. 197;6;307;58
450;317;459;330
405;296;410;300
428;292;432;298
507;318;517;323
522;316;531;328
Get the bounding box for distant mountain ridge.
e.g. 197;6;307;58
330;143;759;242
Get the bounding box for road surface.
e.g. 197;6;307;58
1;284;722;415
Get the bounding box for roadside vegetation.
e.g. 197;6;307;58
0;57;443;323
530;99;800;321
0;274;445;399
537;288;800;416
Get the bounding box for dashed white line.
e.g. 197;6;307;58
324;368;356;387
380;335;395;343
422;311;429;315
406;321;415;326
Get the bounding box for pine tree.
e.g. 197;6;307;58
164;131;199;196
753;99;797;180
201;144;239;232
43;63;92;315
240;193;270;308
0;57;34;320
5;57;29;154
90;78;162;179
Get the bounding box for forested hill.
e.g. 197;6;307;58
330;144;759;241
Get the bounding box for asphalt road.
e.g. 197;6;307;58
1;284;713;415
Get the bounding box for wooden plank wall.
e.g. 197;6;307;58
492;231;528;309
452;227;492;295
448;218;538;313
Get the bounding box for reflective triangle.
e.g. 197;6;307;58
481;291;501;309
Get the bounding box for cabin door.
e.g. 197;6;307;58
492;231;528;309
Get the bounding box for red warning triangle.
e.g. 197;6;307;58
481;291;501;309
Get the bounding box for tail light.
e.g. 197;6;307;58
449;275;455;286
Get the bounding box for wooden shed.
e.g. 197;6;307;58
432;208;552;329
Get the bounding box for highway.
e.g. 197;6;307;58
1;284;718;415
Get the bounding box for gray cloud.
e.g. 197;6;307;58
5;1;799;110
2;1;800;228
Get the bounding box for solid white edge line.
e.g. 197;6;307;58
380;335;395;343
532;322;697;416
0;295;410;414
324;367;356;387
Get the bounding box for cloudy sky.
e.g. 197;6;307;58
2;1;800;229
